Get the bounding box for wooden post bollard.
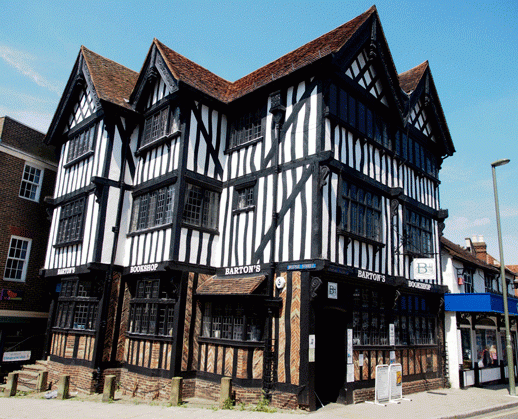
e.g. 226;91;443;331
219;377;232;408
102;375;116;402
57;375;70;400
6;372;18;397
170;377;182;406
37;371;48;393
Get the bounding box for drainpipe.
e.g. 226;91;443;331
263;91;285;398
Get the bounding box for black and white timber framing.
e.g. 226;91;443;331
41;6;455;410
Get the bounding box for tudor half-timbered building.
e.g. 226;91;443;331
41;6;454;409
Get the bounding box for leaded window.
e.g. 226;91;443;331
56;197;86;245
183;183;220;229
202;302;263;342
128;279;175;337
340;181;381;241
54;279;98;331
67;125;96;163
4;236;31;282
352;288;388;346
235;186;254;210
130;185;175;232
19;163;43;202
393;294;435;346
405;209;433;255
230;109;262;148
141;106;180;148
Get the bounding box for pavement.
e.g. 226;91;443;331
1;384;518;419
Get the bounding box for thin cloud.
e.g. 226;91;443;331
0;45;62;95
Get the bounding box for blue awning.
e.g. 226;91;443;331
445;293;518;315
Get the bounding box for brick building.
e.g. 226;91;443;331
41;6;454;410
0;116;58;379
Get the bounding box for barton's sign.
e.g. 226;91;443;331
412;258;436;280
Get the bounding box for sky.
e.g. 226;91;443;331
1;0;517;265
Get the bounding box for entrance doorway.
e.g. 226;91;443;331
315;307;347;405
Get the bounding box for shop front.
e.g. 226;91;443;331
445;293;518;387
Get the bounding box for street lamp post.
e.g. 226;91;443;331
491;158;515;396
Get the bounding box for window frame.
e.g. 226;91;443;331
228;108;264;150
54;278;99;331
130;184;175;233
55;196;87;247
19;163;44;202
4;236;32;282
138;105;180;153
201;301;264;343
232;181;256;214
182;183;220;231
127;278;176;338
338;179;382;243
404;208;434;256
65;124;97;166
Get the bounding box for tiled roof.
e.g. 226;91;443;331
441;236;499;273
155;6;376;103
196;275;266;295
81;46;139;109
398;61;428;95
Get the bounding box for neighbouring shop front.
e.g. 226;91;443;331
445;293;518;387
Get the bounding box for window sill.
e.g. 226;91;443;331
224;136;264;154
127;333;174;341
181;222;219;235
232;205;256;215
337;229;385;249
128;223;173;237
135;130;181;157
63;150;94;169
53;239;83;249
197;336;264;348
51;327;96;335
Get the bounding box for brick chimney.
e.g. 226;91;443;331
472;235;488;263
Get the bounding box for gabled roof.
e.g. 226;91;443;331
46;47;139;144
151;6;376;103
399;61;429;95
81;46;139;109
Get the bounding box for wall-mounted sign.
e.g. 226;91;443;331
328;282;337;299
358;269;386;283
57;267;75;275
2;351;31;362
224;264;261;275
287;263;316;271
412;258;436;280
309;334;315;362
0;289;23;301
130;263;159;274
407;280;432;291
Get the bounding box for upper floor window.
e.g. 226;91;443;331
463;268;474;293
4;236;31;282
130;184;175;232
484;273;499;293
54;278;98;330
183;183;220;230
67;125;96;164
128;279;175;337
141;106;180;149
19;163;43;202
233;184;255;213
56;197;86;245
339;181;381;241
405;209;433;256
230;109;262;148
